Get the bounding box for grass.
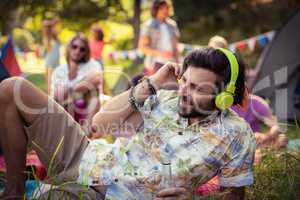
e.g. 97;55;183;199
26;73;47;92
193;150;300;200
246;150;300;200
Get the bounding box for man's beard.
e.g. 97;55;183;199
178;96;214;119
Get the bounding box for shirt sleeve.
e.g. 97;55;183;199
219;125;256;187
135;94;159;118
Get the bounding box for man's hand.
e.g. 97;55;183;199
154;187;188;200
150;62;184;90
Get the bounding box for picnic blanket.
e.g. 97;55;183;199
0;151;46;180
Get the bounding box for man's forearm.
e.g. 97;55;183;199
92;78;153;136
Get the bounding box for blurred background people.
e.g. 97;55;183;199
42;18;60;94
89;26;105;66
232;94;288;149
89;25;113;97
51;33;103;132
139;0;180;75
208;35;228;49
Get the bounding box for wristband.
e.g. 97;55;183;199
128;86;138;110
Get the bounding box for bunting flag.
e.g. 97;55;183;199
247;38;257;52
1;37;22;77
258;35;268;47
236;41;246;52
108;49;145;61
107;31;275;61
128;51;137;60
0;60;10;82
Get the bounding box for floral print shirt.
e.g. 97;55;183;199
77;90;256;200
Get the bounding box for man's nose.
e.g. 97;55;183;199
179;83;188;95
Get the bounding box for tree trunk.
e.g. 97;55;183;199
132;0;141;49
1;8;20;35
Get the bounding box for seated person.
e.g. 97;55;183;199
0;48;255;200
51;33;103;130
232;93;288;150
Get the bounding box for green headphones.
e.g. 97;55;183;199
215;48;239;110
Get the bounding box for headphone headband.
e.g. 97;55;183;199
217;48;239;94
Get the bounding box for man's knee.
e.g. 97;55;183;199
0;77;26;102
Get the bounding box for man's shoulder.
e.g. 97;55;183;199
223;109;254;137
219;109;256;157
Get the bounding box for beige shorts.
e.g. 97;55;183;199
24;98;89;184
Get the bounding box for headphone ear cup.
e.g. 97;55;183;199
215;92;234;110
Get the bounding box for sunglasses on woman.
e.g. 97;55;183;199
71;44;86;53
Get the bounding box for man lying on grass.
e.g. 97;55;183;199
0;48;255;200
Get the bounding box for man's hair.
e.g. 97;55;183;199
182;48;246;106
66;33;90;64
151;0;169;17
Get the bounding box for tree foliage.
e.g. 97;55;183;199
0;0;142;47
20;0;126;31
173;0;300;44
0;0;52;35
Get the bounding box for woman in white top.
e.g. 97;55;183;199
51;33;103;133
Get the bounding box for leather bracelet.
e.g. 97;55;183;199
128;77;157;110
128;86;138;110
